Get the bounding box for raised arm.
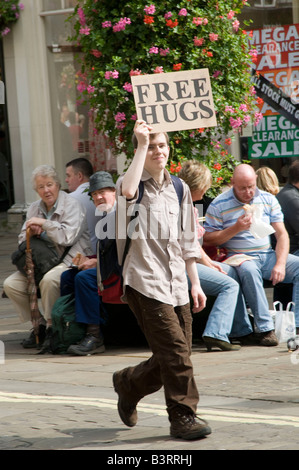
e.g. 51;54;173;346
121;120;152;199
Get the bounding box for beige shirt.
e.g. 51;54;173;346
19;190;92;265
116;169;201;306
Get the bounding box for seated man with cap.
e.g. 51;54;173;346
60;171;116;355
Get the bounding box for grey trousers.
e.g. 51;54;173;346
120;286;199;416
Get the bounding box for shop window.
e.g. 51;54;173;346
41;3;117;180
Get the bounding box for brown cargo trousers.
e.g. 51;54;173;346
118;286;199;416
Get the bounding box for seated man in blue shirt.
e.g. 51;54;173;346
204;163;299;345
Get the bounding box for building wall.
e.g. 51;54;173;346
2;0;299;230
3;0;54;213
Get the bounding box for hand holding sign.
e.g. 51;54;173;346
131;68;217;133
134;120;153;147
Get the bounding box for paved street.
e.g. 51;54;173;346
1;223;299;453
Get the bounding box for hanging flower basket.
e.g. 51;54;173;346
0;1;24;38
69;0;260;195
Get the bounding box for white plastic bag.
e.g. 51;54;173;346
273;301;296;343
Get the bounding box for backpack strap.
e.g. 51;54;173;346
121;180;144;266
170;174;184;206
122;177;183;266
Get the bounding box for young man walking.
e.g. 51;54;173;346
113;120;211;440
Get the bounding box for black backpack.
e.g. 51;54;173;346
11;237;69;286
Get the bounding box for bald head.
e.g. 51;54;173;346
232;164;257;203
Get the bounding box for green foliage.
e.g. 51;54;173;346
0;1;24;37
69;0;260;195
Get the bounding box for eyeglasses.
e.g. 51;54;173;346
36;182;56;191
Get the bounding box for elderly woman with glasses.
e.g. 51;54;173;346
4;164;92;353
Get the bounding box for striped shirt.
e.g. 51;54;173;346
204;187;283;256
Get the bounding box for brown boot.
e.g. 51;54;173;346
259;330;279;346
113;370;138;427
169;407;211;440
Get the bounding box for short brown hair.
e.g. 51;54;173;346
132;131;169;149
288;160;299;185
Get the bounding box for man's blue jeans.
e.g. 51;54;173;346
60;267;103;325
188;263;253;342
235;250;299;332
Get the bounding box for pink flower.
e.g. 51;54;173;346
227;10;235;20
114;112;126;122
102;21;112;28
211;140;221;149
154;66;164;73
230;116;243;128
91;49;102;58
254;112;263;125
179;8;188;16
123;82;133;92
209;33;219;41
78;7;86;26
87;85;95;94
225;105;235;113
131;114;137;120
249;49;258;63
111;70;119;79
1;27;10;36
243;115;251;124
116;122;126;130
193;17;203;26
105;70;118;79
159;48;170;56
130;69;142;76
239;104;248;112
233;20;240;31
19;3;25;10
213;70;222;78
144;5;156;15
193;17;208;26
194;36;204;46
164;12;172;19
79;26;91;35
113;17;131;32
77;82;86;93
149;46;159;54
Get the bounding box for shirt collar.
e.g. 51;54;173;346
141;168;171;184
39;193;59;218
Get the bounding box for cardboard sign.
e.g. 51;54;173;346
131;68;217;133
